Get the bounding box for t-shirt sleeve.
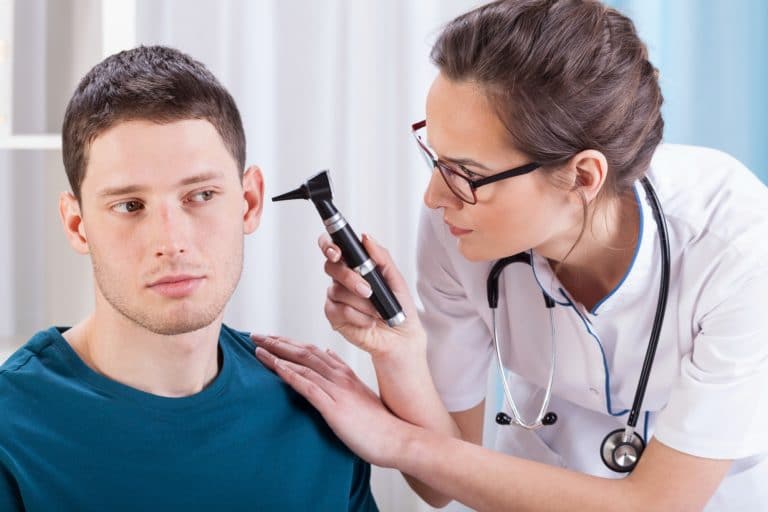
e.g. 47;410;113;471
0;460;23;511
416;207;494;412
347;456;378;512
653;264;768;459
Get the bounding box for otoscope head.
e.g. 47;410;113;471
272;170;334;203
272;170;338;219
271;186;309;202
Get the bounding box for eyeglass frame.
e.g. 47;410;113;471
411;119;541;204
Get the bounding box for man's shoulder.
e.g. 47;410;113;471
0;328;61;381
219;324;253;351
217;324;347;435
217;325;377;509
0;328;65;434
218;324;299;396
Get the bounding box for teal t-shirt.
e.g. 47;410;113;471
0;325;377;511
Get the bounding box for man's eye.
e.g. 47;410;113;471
189;190;215;203
112;200;144;213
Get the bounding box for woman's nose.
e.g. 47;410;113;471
423;168;463;210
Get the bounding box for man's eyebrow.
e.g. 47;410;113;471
97;171;226;197
176;171;225;186
98;184;147;197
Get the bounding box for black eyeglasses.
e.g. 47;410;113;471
411;119;541;205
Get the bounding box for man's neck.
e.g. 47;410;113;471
64;305;223;398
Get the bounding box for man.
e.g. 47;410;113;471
0;45;377;511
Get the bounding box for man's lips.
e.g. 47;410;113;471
147;275;205;298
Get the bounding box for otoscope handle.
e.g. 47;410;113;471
328;223;406;327
362;267;405;328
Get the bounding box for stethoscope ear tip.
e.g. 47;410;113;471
495;411;558;427
542;412;558;425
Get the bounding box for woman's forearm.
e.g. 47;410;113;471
371;344;460;439
392;425;729;512
371;340;465;508
395;425;635;512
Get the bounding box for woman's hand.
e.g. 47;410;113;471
319;232;456;444
319;233;426;362
251;334;415;468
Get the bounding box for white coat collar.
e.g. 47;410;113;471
528;181;655;316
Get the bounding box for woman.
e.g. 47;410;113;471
254;1;768;510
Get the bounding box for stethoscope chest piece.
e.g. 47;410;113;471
601;428;646;473
488;177;668;473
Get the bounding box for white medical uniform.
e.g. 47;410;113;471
417;144;768;511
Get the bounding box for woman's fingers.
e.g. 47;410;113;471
323;259;373;299
327;282;379;318
324;347;347;367
360;233;414;311
251;335;338;378
318;233;342;263
319;231;416;313
325;297;378;330
257;350;335;411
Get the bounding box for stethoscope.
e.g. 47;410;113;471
487;176;670;473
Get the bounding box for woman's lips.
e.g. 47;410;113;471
446;222;473;237
147;276;205;298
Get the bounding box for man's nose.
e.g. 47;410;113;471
423;168;463;210
151;204;189;258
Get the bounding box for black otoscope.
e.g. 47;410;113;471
272;170;406;327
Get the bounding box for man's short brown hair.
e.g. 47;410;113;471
62;45;246;201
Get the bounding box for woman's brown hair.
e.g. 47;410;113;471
431;0;664;199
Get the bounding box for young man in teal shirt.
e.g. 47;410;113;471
0;45;377;511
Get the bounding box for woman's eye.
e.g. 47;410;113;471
112;200;144;213
189;190;215;203
459;165;480;179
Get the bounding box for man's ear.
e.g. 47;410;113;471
565;149;609;204
242;165;264;234
59;192;90;254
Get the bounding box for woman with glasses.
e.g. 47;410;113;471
253;1;768;510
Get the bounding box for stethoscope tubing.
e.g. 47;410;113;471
627;178;670;428
487;176;670;471
491;306;556;429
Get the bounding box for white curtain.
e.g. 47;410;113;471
133;2;480;509
2;1;483;510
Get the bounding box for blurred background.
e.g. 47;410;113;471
0;1;766;510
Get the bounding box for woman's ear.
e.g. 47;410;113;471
567;150;609;204
242;165;264;234
59;192;90;254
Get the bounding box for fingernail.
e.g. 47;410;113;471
355;282;372;298
326;247;338;260
251;334;265;343
363;233;376;245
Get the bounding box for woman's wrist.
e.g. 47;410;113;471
369;328;427;370
391;421;450;479
370;335;459;437
386;419;429;471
